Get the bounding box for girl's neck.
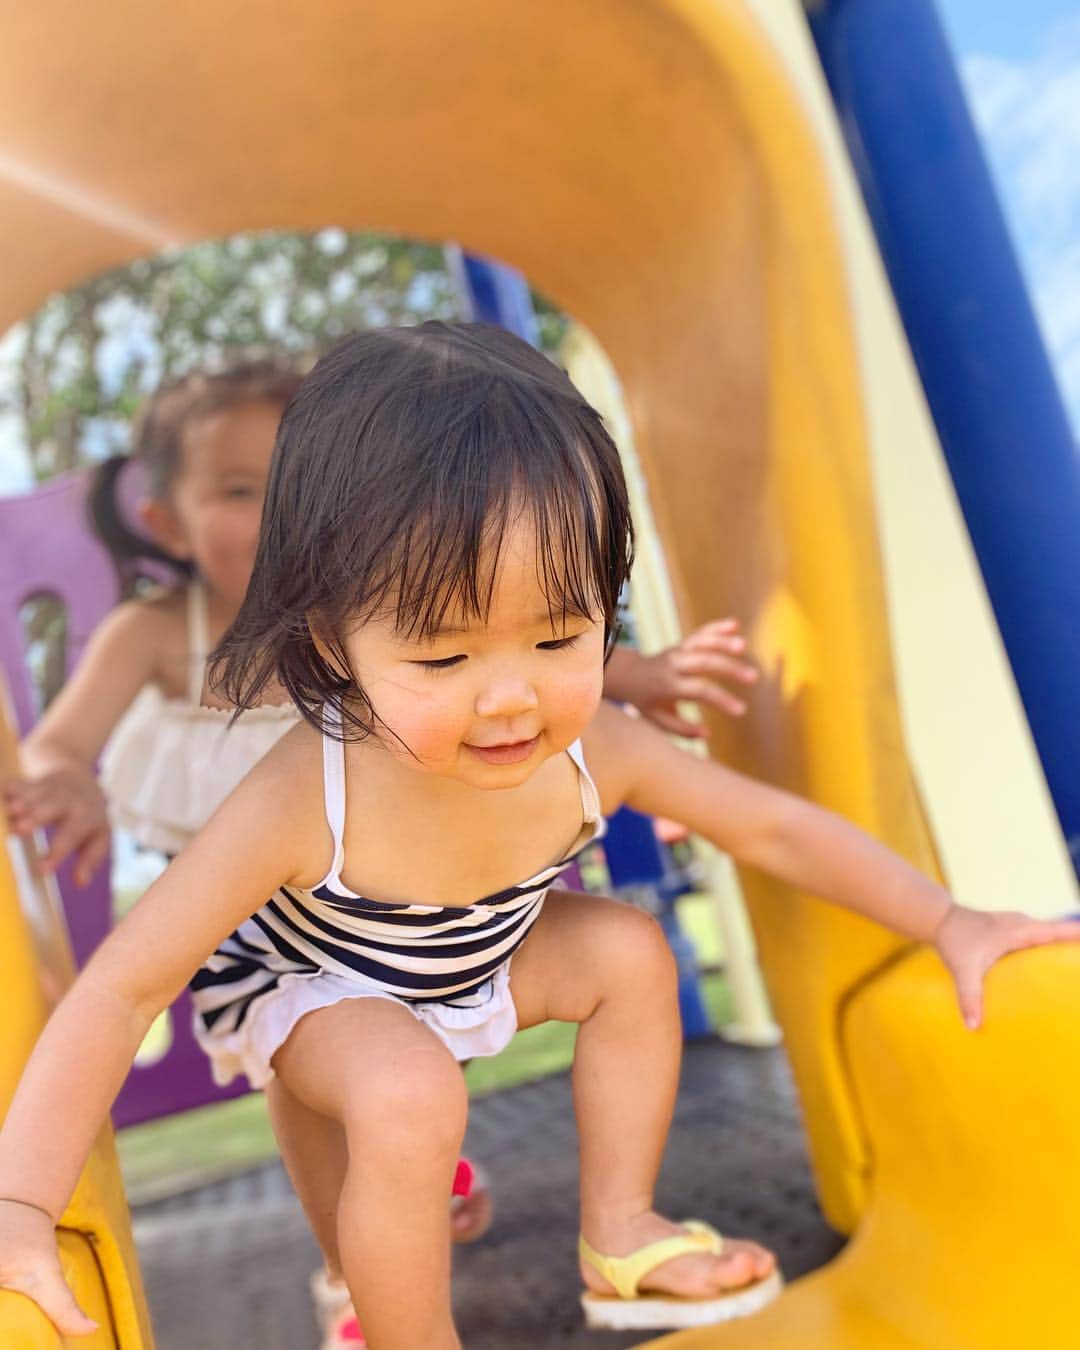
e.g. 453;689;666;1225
195;578;243;644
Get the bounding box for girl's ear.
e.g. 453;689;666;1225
138;498;193;561
307;615;352;682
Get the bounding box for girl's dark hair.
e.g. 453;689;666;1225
88;359;305;593
213;322;634;741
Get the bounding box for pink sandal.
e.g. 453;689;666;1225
311;1269;366;1349
450;1156;494;1243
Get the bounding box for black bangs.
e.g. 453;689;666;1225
361;380;617;641
212;322;634;741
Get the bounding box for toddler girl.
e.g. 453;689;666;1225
1;343;757;1346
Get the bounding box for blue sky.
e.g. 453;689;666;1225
937;0;1079;61
937;0;1080;432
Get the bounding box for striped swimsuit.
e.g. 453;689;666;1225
191;704;606;1088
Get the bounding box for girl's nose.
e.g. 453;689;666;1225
474;677;540;720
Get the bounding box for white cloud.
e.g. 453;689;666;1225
961;17;1080;433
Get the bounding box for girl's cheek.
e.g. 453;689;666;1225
551;667;604;728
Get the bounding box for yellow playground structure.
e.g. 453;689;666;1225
3;1;1079;1346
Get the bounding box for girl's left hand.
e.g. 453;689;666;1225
616;618;759;738
933;905;1080;1029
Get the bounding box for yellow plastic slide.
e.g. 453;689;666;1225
1;2;1078;1346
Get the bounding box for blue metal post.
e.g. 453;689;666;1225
446;247;540;345
807;0;1080;867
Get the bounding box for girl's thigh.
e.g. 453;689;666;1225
270;995;468;1138
510;890;675;1032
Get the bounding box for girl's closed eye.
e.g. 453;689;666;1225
412;654;468;672
537;634;581;652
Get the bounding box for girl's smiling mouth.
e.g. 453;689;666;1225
464;735;541;765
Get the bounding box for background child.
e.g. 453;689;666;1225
2;322;1076;1349
0;348;757;1347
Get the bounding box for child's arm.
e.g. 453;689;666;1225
602;618;758;737
2;602;166;882
0;725;324;1334
584;702;1080;1029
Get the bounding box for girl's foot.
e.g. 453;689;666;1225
580;1211;776;1302
322;1306;367;1349
311;1270;366;1349
449;1157;494;1243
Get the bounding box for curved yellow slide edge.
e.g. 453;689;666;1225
0;713;153;1348
644;942;1080;1350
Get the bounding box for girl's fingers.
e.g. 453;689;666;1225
1022;918;1080;945
2;1267;98;1338
683;630;748;656
38;819;90;874
674;651;759;685
73;832;110;888
677;677;748;718
953;960;985;1030
645;707;709;740
33;1271;98;1337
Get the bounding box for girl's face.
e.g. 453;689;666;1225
345;518;607;790
141;398;281;609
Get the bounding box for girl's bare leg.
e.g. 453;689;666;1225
510;891;776;1299
266;1077;348;1281
268;1073;490;1276
271;998;467;1350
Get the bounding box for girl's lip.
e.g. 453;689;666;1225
465;735;540;765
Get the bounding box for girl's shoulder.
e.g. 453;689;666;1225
101;585;187;641
78;586;185;675
250;717;338;889
580;699;654;814
101;587;190;686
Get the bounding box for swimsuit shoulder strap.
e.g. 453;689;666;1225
320;701;348;882
566;738;603;825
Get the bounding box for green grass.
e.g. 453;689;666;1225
117;892;729;1203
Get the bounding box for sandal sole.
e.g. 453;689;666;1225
581;1268;783;1331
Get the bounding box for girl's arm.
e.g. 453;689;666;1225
584;702;1080;1027
2;601;166;880
0;725;324;1333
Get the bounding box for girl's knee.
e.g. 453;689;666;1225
340;1043;468;1156
606;903;678;993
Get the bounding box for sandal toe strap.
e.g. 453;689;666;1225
579;1221;724;1300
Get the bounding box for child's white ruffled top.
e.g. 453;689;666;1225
100;582;298;854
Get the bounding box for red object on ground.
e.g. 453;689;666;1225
452;1157;475;1198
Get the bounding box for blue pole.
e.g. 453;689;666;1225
446;247;540;345
807;0;1080;867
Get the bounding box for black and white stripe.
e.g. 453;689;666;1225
191;709;604;1041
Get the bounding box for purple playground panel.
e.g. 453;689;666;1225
0;470;247;1126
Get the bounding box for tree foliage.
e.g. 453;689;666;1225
1;229;568;485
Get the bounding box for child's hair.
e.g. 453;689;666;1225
213;322;634;741
88;359;305;593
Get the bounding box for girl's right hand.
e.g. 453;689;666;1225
1;769;111;885
0;1199;98;1336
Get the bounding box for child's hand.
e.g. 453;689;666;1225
0;1199;98;1337
933;904;1080;1029
607;618;758;738
1;769;110;886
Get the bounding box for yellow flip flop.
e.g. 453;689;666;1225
579;1220;783;1331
